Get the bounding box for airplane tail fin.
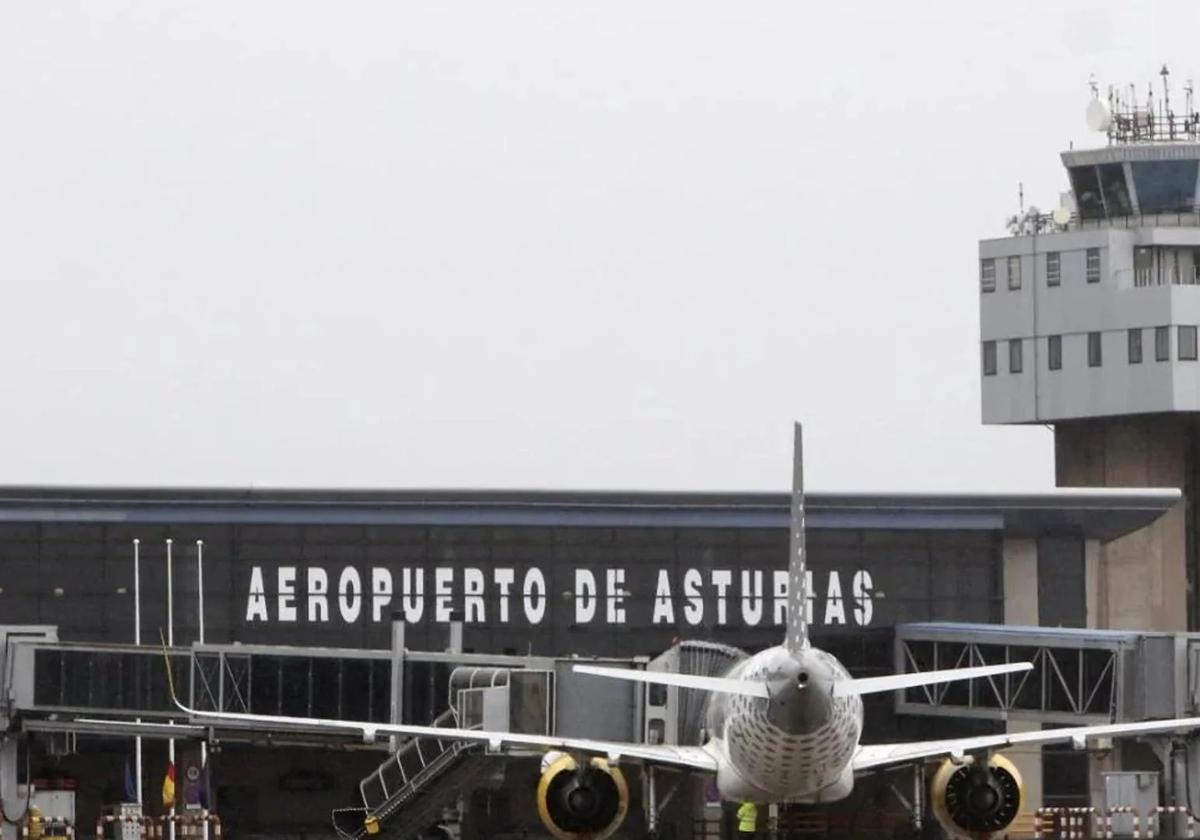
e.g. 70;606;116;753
785;422;808;653
831;662;1032;698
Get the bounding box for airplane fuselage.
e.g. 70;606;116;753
703;645;863;803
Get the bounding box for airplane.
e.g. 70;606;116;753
161;424;1200;840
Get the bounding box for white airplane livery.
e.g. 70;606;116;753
168;425;1200;840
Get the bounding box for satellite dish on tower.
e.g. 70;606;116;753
1086;98;1112;132
1052;206;1071;226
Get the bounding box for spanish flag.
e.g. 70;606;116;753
162;762;176;809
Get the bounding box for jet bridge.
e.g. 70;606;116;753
0;623;652;840
892;622;1193;726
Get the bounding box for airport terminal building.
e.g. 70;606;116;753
0;485;1178;837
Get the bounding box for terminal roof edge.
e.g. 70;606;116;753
0;486;1178;541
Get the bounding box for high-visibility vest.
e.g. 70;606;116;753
737;802;757;833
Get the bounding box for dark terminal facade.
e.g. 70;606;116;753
0;485;1175;835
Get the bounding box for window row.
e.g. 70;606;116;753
982;325;1200;375
981;248;1101;293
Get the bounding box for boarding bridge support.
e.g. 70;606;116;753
0;627;57;840
338;666;552;840
894;622;1200;825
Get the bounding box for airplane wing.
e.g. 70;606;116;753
574;664;769;698
854;714;1200;771
167;704;719;773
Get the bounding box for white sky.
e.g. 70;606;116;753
1;1;1195;492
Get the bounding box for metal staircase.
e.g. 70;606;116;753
332;709;500;840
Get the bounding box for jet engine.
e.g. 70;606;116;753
930;754;1024;840
536;753;629;840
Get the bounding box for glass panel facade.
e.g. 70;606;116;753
1069;165;1105;220
1157;326;1171;361
1046;252;1061;286
1098;163;1133;217
1181;326;1198;361
1128;328;1143;364
1131;160;1198;213
1007;256;1021;290
981;259;995;293
0;521;1004;658
1086;248;1101;283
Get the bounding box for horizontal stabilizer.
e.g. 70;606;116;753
832;662;1032;698
573;664;770;698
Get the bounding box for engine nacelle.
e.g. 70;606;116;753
536;753;629;840
930;754;1024;840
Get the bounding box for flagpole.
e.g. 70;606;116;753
134;539;143;806
167;538;175;840
197;540;209;840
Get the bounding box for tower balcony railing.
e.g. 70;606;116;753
1008;209;1200;236
1115;266;1200;288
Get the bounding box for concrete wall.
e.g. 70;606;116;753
979;227;1200;423
1056;416;1190;631
1002;537;1043;812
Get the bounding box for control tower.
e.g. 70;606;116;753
980;70;1200;632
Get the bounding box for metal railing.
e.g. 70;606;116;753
1006;209;1200;236
1116;266;1200;288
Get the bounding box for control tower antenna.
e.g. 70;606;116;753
1162;65;1171;117
1187;79;1194;118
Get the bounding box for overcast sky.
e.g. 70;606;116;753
1;2;1195;492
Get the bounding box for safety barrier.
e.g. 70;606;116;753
158;812;221;840
1035;807;1065;840
1063;807;1099;839
22;817;74;840
95;815;159;840
1147;806;1195;839
1102;806;1141;839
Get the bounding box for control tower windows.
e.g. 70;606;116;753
1099;163;1133;217
1046;252;1061;286
1181;326;1198;361
1128;329;1143;364
1156;326;1171;362
1087;332;1102;368
1048;335;1062;371
981;259;996;293
982;341;997;376
1009;340;1023;374
1007;256;1022;290
1131;159;1198;214
1086;249;1101;284
1070;165;1105;220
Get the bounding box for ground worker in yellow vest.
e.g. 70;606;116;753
736;801;757;840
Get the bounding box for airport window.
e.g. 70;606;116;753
1156;326;1171;361
1128;328;1143;364
982;341;997;376
980;259;996;293
1181;326;1198;361
1069;165;1105;220
1098;162;1134;217
1009;339;1023;373
1046;252;1061;286
1087;332;1102;367
1007;256;1021;290
1048;335;1062;370
1086;248;1101;283
1132;160;1199;214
